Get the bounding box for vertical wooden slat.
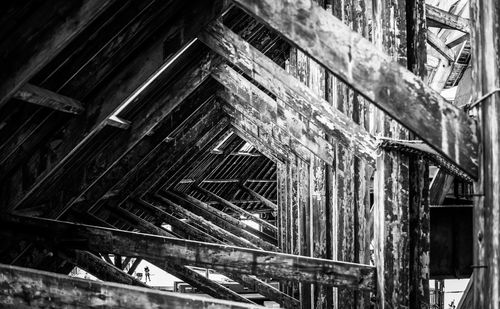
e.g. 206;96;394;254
470;0;499;307
372;0;411;307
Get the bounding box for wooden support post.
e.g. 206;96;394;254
231;0;478;178
0;263;263;309
13;84;85;114
57;250;147;287
372;0;411;307
0;214;376;290
114;254;123;270
470;0;500;307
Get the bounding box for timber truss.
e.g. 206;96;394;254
0;0;491;308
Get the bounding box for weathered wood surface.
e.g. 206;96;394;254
136;200;298;308
164;192;279;251
0;263;264;309
194;185;277;233
148;195;259;249
426;4;470;33
212;63;334;165
0;214;376;290
56;249;148;287
470;0;500;307
232;0;478;178
372;0;412;307
456;277;473;309
427;30;456;62
102;207;254;304
239;183;278;212
7;0;226;215
0;0;115;108
199;22;377;163
13;83;84;114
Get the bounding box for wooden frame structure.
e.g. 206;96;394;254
0;0;493;308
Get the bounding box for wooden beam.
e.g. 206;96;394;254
427;30;456;62
13;83;85;114
127;258;142;275
103;206;254;304
470;0;500;306
426;4;470;33
239;183;278;212
56;250;147;287
212;63;335;165
160;193;278;250
193;185;277;233
232;0;478;178
0;263;263;309
429;169;455;205
199;22;377;163
129;200;299;309
0;214;376;290
222;94;312;163
0;0;115;108
179;179;277;184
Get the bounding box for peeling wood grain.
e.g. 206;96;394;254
0;214;376;290
232;0;478;178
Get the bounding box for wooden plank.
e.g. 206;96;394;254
13;83;84;114
372;0;411;307
239;183;278;212
164;192;279;251
408;2;431;308
426;4;470;33
146;196;258;249
222;93;313;163
212;63;335;165
103;206;254;304
105;115;131;130
127;258;142;275
0;0;115;108
0;214;376;290
199;22;377;163
427;30;456;62
429;169;454;205
456;278;473;309
56;249;147;287
132;200;299;309
232;0;478;178
470;0;500;307
194;185;277;233
0;263;263;309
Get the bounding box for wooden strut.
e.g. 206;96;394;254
231;0;478;179
0;214;376;291
0;263;264;309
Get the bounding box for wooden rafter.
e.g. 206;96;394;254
0;263;262;309
199;22;377;163
0;0;115;108
0;214;376;290
426;4;470;33
232;0;478;178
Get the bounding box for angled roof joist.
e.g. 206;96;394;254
199;22;377;164
231;0;478;178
